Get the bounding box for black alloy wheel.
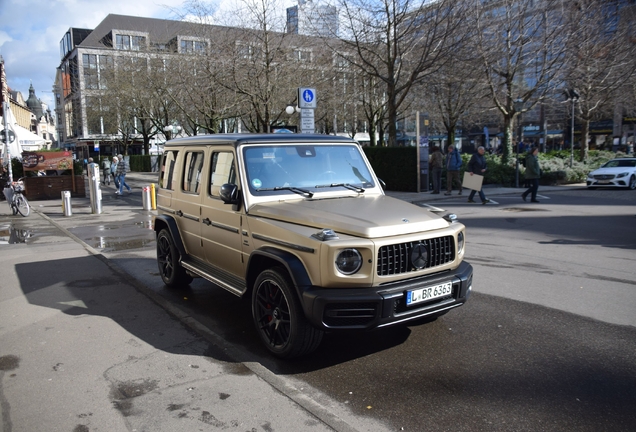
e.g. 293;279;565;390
252;267;323;358
156;229;192;287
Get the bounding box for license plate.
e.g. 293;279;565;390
406;282;452;306
598;180;611;184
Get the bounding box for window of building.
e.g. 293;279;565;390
209;152;236;197
180;39;207;54
116;33;146;50
82;54;112;90
292;49;312;63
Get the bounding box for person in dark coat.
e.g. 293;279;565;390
444;144;463;195
467;146;490;204
428;146;443;194
522;147;541;202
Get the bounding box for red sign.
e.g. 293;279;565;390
22;151;74;171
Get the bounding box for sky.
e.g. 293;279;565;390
0;0;295;109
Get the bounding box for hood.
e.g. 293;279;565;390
592;167;632;175
248;195;449;238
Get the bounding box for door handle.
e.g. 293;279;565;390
202;217;212;226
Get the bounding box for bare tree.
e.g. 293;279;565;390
422;34;490;151
328;0;468;146
563;0;636;161
474;0;568;163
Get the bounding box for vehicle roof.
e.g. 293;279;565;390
163;133;359;149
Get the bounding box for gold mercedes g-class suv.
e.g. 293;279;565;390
154;134;472;358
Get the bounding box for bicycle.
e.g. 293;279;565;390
4;178;30;217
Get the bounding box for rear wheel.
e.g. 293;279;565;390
156;229;192;288
252;267;323;358
16;195;30;217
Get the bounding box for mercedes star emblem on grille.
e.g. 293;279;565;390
410;242;428;269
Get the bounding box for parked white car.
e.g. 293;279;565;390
587;158;636;190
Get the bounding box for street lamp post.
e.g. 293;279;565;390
564;89;580;168
514;98;524;188
285;105;300;132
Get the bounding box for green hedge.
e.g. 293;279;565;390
361;147;624;191
363;146;418;192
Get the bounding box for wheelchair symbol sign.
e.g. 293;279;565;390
298;87;317;108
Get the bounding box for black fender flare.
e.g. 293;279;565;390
154;214;187;257
247;246;313;305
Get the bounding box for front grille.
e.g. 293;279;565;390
323;302;378;327
593;174;615;180
377;236;455;276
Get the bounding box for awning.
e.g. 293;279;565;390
13;124;46;151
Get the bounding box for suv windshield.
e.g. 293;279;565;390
244;144;375;195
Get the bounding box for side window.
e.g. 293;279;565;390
159;150;178;190
182;151;205;194
209;152;236;197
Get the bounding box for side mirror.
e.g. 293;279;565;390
220;183;240;204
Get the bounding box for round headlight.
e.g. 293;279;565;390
335;249;362;275
457;231;465;254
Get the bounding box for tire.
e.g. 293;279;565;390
628;175;636;190
16;195;30;217
252;267;323;358
156;229;192;288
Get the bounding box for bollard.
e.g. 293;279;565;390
62;190;72;216
150;183;156;210
142;185;152;210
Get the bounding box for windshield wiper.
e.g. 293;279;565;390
315;183;365;193
257;186;314;198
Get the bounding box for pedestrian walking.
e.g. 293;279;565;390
111;157;120;188
115;154;131;195
429;146;443;194
467;146;491;204
101;157;111;185
444;144;463;195
522;147;541;203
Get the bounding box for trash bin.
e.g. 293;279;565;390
62;190;72;216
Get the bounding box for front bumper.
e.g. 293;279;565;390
587;177;629;187
300;261;473;330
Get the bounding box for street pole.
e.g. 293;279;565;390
570;99;575;168
2;101;13;182
514;98;523;188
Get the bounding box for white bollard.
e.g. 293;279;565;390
62;190;72;216
142;185;152;210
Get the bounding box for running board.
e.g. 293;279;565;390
180;259;246;297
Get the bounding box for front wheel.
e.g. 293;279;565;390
628;175;636;190
15;195;30;217
252;267;323;358
156;229;192;288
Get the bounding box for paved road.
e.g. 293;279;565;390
1;178;635;431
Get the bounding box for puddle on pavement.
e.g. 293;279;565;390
91;236;155;252
135;220;154;229
0;226;34;244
